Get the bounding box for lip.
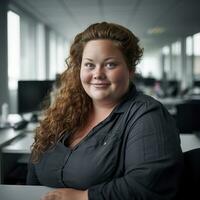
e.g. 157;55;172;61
90;83;110;88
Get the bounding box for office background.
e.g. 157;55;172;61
1;0;200;113
0;0;200;185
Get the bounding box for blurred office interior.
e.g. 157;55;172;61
0;0;200;184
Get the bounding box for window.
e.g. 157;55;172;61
49;31;57;79
171;41;181;80
193;33;200;80
137;54;161;79
36;23;46;79
7;10;20;90
57;37;67;74
162;46;171;79
185;36;193;87
186;36;193;56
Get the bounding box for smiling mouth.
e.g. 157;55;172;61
91;83;110;88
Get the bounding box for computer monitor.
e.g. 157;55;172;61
18;80;54;114
193;81;200;87
143;77;156;87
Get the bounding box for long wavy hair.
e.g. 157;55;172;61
31;22;143;162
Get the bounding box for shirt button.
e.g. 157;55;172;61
103;142;107;145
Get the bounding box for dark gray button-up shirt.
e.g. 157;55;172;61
27;84;184;200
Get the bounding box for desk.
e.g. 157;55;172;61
0;129;24;148
157;97;184;106
0;184;52;200
155;97;185;115
1;133;34;177
2;132;34;154
0;129;26;183
0;126;35;183
0;131;34;184
180;133;200;152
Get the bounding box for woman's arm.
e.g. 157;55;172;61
27;160;88;200
26;162;40;185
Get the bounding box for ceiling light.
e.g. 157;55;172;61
147;27;165;35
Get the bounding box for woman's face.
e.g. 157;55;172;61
80;39;132;105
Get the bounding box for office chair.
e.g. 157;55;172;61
177;148;200;200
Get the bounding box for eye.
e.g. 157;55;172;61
105;62;117;69
84;63;95;69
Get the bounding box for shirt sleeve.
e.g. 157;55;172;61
26;161;40;185
88;100;184;200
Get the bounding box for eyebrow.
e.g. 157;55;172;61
83;57;117;61
83;58;93;61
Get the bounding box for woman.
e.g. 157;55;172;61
27;22;184;200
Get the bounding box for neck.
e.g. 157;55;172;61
94;99;118;110
91;100;118;121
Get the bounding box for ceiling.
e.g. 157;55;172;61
10;0;200;54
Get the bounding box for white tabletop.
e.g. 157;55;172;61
2;132;34;154
0;184;52;200
180;133;200;152
0;129;24;147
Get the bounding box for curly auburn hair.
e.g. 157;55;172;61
31;22;143;162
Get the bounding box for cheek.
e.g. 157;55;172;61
110;70;130;84
80;69;90;84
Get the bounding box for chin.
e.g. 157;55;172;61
91;95;109;101
92;96;107;101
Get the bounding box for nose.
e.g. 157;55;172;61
93;66;106;79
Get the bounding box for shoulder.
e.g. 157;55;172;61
121;91;177;133
116;84;175;131
119;84;164;114
121;91;180;149
126;91;166;117
134;92;161;107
